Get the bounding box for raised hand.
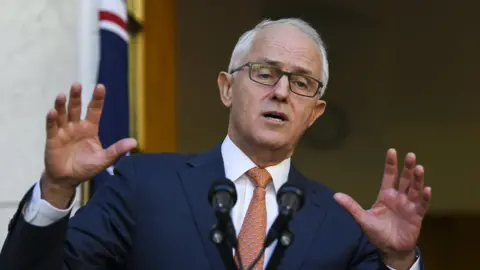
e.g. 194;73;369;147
41;83;137;208
334;149;432;269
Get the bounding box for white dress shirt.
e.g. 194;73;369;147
23;178;74;226
23;135;420;269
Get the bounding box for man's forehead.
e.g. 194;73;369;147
248;26;323;77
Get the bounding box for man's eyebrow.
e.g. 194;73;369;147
258;57;314;76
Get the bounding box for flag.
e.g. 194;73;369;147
92;0;130;194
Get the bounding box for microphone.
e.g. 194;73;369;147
264;183;305;248
208;178;237;220
208;178;241;270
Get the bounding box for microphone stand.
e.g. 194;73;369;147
265;226;294;270
243;226;294;270
211;223;239;270
208;179;242;269
211;215;243;270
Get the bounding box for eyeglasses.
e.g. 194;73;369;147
229;62;324;98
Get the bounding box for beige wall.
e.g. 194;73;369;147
176;0;479;212
0;0;79;246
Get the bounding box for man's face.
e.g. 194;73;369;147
219;24;326;153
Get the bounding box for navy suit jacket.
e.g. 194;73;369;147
0;144;422;270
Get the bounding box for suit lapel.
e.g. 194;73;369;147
178;144;227;270
277;165;329;270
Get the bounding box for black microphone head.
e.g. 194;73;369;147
208;178;238;208
276;183;305;213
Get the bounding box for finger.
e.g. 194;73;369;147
398;152;416;194
54;94;67;127
85;84;106;124
417;186;432;216
46;109;58;139
104;138;138;165
380;148;398;191
407;165;424;203
334;193;368;225
67;83;82;122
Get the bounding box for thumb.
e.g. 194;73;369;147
104;138;138;163
334;193;368;225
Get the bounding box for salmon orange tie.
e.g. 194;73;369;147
235;167;272;270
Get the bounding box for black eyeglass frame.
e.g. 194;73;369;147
229;62;324;98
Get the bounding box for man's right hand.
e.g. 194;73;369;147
41;83;137;209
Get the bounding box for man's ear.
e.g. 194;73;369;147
307;99;326;128
217;71;233;108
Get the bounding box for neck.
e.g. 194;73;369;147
228;129;294;168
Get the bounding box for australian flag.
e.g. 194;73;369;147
92;0;130;194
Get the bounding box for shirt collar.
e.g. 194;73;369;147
221;135;291;192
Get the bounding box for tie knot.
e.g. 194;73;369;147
246;167;272;189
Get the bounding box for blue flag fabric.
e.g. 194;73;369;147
92;0;129;195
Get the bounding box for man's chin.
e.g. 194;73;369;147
253;132;291;150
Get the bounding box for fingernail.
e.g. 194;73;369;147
334;193;346;201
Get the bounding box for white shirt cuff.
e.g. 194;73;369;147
386;255;421;270
22;181;75;227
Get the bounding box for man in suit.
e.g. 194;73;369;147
0;18;430;269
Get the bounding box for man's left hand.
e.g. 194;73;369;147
334;149;432;270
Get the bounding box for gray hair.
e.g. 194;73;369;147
228;18;329;96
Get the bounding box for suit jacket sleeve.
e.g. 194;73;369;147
348;233;424;270
0;156;137;270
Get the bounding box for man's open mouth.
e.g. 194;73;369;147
262;111;288;122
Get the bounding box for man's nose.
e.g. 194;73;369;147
272;75;290;100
